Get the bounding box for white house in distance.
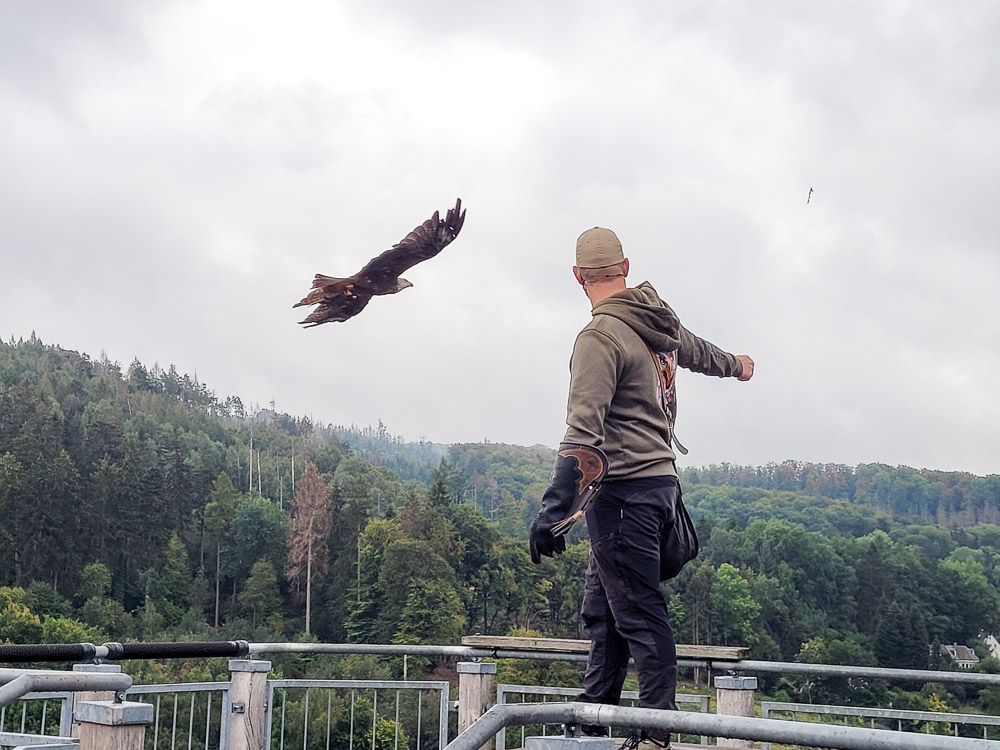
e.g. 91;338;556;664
986;634;1000;660
941;643;980;669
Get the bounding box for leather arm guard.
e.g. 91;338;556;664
529;443;610;564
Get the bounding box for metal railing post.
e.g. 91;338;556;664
714;676;757;748
228;659;271;750
76;699;153;750
458;662;496;750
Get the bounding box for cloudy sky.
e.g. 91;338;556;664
2;0;998;475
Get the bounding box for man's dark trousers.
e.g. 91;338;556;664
578;476;679;739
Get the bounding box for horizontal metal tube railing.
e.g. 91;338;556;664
0;671;132;710
8;641;1000;690
494;684;712;748
249;643;1000;688
445;701;1000;750
3;739;77;749
760;701;1000;749
727;659;1000;688
250;642;492;658
127;681;231;695
762;700;1000;727
0;641;250;664
1;731;77;748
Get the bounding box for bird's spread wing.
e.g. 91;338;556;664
294;198;465;327
356;198;465;289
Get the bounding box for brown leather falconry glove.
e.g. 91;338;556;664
529;443;609;564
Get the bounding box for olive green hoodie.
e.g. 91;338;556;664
563;281;744;480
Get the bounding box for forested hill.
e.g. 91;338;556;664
2;336;1000;716
682;462;1000;528
330;422;448;484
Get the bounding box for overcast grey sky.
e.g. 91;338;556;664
2;0;998;475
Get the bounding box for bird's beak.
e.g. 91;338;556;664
396;278;413;292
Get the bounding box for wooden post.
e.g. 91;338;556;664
228;659;272;750
458;661;496;749
76;699;152;750
714;675;757;748
70;663;123;738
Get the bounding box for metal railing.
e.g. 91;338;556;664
494;685;711;748
761;701;1000;747
246;642;1000;690
0;670;131;711
445;701;1000;750
243;642;1000;750
263;680;451;750
126;681;232;750
8;641;1000;689
1;737;76;750
5;642;1000;749
0;692;74;741
0;667;134;750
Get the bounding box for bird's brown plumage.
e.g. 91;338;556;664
294;198;466;327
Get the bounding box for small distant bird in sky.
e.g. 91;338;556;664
294;199;466;327
807;187;814;204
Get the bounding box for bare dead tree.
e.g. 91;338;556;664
286;462;332;634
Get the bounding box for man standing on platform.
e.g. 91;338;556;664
530;227;754;749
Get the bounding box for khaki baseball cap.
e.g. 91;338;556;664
575;227;624;268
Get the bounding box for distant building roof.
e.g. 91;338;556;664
941;643;980;666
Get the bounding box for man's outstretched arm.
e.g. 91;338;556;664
676;323;753;381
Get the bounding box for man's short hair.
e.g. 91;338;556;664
578;262;625;284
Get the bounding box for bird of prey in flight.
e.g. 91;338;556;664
294;198;466;327
807;187;814;204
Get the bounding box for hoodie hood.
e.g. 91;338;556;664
591;281;682;352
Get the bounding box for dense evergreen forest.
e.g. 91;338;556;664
2;335;999;718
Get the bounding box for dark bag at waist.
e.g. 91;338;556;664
660;487;699;581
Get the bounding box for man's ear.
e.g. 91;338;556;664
622;258;629;277
573;266;585;286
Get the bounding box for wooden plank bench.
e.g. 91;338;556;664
462;636;748;662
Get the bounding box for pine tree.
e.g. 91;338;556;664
394;578;465;645
241;559;282;631
149;533;192;625
855;541;887;636
875;599;930;670
683;561;717;646
161;426;192;531
427;460;453;509
110;431;167;606
5;393;82;589
203;473;240;627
